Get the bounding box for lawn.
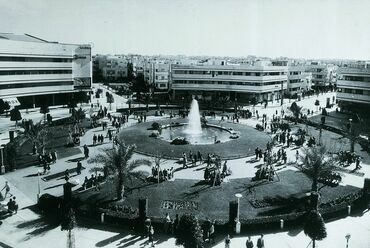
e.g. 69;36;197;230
75;170;360;224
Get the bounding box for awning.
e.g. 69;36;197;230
2;97;20;108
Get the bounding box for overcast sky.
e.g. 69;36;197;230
0;0;369;60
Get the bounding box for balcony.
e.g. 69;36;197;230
337;80;370;90
0;74;72;82
172;82;287;93
0;61;72;69
0;85;74;98
337;92;370;104
172;74;287;82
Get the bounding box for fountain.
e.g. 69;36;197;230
184;98;202;134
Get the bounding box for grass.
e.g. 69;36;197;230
76;170;360;223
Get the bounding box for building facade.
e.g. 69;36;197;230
306;62;335;90
287;65;312;97
0;33;92;108
337;62;370;112
171;61;288;103
150;62;170;90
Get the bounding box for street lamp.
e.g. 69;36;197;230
345;233;351;248
37;169;41;203
0;146;4;175
235;193;242;234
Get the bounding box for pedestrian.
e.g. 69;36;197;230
1;181;11;198
356;157;362;170
93;134;97;145
149;225;155;247
84;144;89;158
225;234;231;248
295;150;299;163
257;234;265;248
246;236;254;248
209;220;215;244
77;160;82;175
164;213;171;233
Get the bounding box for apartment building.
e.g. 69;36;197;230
171;60;288;103
337;62;370;112
0;33;92;108
306;62;335;89
150;62;170;90
287;65;312;96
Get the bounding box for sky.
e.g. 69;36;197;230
0;0;369;60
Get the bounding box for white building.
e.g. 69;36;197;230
150;62;170;90
171;60;288;103
306;62;335;90
337;62;370;112
287;65;312;97
0;33;92;108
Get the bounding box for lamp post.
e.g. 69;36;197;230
0;146;5;174
345;233;351;248
349;118;353;152
37;169;41;203
235;193;242;234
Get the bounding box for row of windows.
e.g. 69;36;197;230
173;70;286;76
343;76;370;82
173;80;285;86
0;70;72;76
338;88;370;95
0;56;72;63
0;81;73;89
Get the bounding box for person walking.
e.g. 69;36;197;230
257;234;265;248
225;234;231;248
83;144;89;158
76;160;82;175
246;236;254;248
1;181;11;198
148;225;155;247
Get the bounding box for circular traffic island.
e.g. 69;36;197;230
119;118;271;159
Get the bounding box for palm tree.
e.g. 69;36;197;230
24;121;51;154
299;145;338;192
303;210;327;248
218;95;230;113
88;135;152;200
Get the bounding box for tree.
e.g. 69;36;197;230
40;103;50;123
24;121;52;154
218;95;230;113
290;102;302;124
175;213;203;248
10;107;22;129
88;135;152;200
314;100;320;112
300;145;338;192
61;207;76;248
142;93;152;112
106;93;115;110
303;210;327;248
343;120;362;153
0;100;10;115
250;96;258;116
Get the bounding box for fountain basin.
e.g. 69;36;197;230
160;123;236;145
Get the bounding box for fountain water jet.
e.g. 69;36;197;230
184;99;202;134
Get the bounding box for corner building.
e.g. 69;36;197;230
0;33;92;108
171;61;288;103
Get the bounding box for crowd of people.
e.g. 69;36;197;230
150;166;174;182
82;173;105;190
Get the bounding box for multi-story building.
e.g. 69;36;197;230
171;60;288;103
0;33;92;108
150;62;170;91
337;62;370;112
101;55;129;81
287;65;312;97
306;62;335;90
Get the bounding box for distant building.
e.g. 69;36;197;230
287;65;312;97
171;60;288;103
150;62;170;91
337;62;370;112
0;33;92;108
306;62;335;90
